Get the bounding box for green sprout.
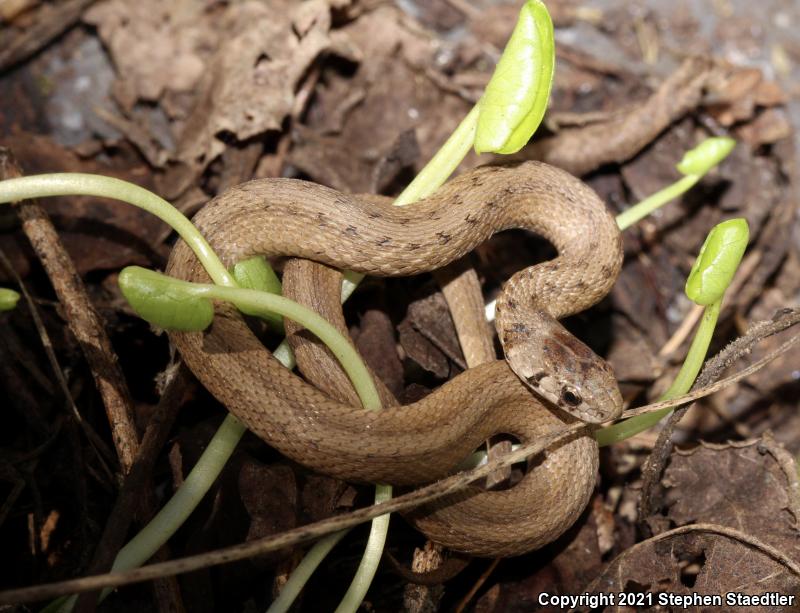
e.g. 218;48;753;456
271;2;558;609
280;2;557;609
474;0;554;155
119;266;381;410
231;255;284;331
0;288;20;311
595;218;749;446
391;0;555;209
0;175;249;612
0;1;739;608
615;137;736;231
0;174;233;286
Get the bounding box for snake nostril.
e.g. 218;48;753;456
560;386;582;407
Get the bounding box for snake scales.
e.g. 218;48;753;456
165;161;624;557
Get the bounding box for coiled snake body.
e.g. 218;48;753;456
166;161;623;557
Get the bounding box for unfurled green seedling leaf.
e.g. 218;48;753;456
615;137;737;231
119;266;213;332
232;255;284;329
685;218;749;306
596;217;750;447
676;136;736;176
0;288;20;311
474;0;555;154
233;256;281;294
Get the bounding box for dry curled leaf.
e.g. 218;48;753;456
176;1;332;172
662;438;800;548
84;0;213;108
289;5;474;192
582;527;800;613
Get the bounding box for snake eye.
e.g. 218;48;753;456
560;386;582;407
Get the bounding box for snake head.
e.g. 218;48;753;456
501;316;623;424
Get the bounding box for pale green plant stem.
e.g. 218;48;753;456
0;175;386;612
394;106;480;206
295;103;484;613
615;174;699;231
0;174;233;287
339;105;481;300
326;103;487;611
333;485;392;613
156;284;382;410
59;275;384;611
594;298;721;446
266;531;348;612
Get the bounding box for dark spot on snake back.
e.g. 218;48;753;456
344;225;358;237
436;231;452;245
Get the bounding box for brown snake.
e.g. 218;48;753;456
165;161;624;557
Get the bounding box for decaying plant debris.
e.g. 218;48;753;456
1;1;799;611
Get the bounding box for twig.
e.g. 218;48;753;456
0;148;140;472
581;522;800;598
622;329;800;420
73;365;191;613
0;247;115;482
0;423;586;604
638;307;800;524
658;303;704;358
1;308;796;604
454;557;501;613
0;0;98;72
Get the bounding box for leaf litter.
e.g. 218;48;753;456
0;0;799;611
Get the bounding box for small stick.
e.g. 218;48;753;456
454;557;501;613
1;308;795;605
0;148;140;472
0;248;115;482
73;366;191;613
0;0;97;72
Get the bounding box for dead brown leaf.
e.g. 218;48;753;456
84;0;213;110
736;108;794;147
398;319;450;379
87;0;335;181
176;1;332;173
289;5;473;193
406;290;465;369
662;438;800;544
351;309;405;399
0;131;162;275
580;436;800;613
